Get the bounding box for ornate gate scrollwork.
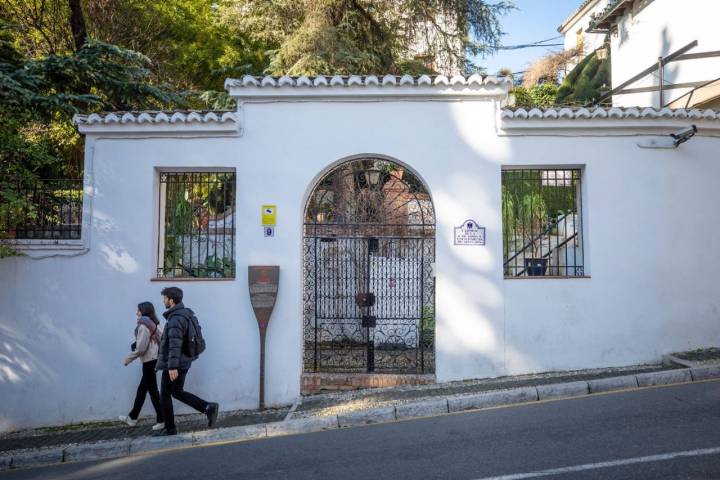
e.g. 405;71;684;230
303;158;435;374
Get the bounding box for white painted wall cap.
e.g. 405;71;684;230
224;74;511;90
73;110;238;126
72;110;240;135
224;74;510;100
500;107;720;121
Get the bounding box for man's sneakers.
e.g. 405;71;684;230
206;402;219;428
153;428;177;436
118;415;138;427
152;423;164;431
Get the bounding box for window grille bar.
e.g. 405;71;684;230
576;169;583;276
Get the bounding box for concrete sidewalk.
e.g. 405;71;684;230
3;363;718;472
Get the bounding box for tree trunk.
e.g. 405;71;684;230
68;0;88;50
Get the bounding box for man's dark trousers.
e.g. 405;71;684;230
161;369;209;431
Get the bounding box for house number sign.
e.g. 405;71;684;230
454;219;486;246
248;265;279;409
262;205;276;237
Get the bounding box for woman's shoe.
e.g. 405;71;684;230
153;428;177;436
152;423;164;431
118;415;138;427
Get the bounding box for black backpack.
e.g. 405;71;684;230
179;310;206;359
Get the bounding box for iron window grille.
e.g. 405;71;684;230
157;171;236;279
502;168;584;278
2;179;83;241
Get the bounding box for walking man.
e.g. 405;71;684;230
154;286;219;436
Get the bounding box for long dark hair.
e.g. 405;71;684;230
138;302;160;326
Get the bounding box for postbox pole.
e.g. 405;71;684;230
259;328;266;410
248;265;279;412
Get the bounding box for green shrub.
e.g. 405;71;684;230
512;83;559;109
556;49;611;106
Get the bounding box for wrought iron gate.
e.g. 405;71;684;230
303;158;435;374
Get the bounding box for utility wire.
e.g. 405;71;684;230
494;35;564;51
497;43;564;50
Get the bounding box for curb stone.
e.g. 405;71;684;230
447;387;538;413
338;407;396;427
192;424;267;446
537;381;589;400
395;398;448;420
64;439;131;463
266;416;338;437
9;447;64;469
690;365;720;381
588;375;638;393
636;368;692;387
129;433;194;455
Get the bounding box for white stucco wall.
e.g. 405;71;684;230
611;0;720;107
2;86;720;432
501;133;720;373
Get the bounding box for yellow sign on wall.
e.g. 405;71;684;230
261;205;277;226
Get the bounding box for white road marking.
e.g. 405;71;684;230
473;446;720;480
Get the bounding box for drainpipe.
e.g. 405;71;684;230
658;56;664;108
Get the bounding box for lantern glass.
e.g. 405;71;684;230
365;169;381;187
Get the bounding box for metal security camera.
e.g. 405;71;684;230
637;124;698;149
670;125;697;147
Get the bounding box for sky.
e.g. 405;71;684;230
478;0;583;75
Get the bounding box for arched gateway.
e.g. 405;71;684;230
303;157;435;374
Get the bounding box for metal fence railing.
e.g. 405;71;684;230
2;179;83;241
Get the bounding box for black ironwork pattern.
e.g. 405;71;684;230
502;169;584;277
303;158;435;374
3;179;83;240
157;171;236;278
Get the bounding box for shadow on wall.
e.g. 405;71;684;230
659;26;682;105
92;207;141;274
0;305;99;387
100;243;139;274
618;0;655;48
432;102;558;377
433;184;505;376
0;322;56;385
92;208;119;235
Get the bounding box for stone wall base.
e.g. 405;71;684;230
301;373;435;395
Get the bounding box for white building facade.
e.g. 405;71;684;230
560;0;720;108
558;0;612;61
2;75;720;432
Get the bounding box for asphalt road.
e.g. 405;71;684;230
3;380;720;480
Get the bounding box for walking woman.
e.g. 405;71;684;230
119;302;164;430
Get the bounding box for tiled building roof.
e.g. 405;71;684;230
586;0;633;33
